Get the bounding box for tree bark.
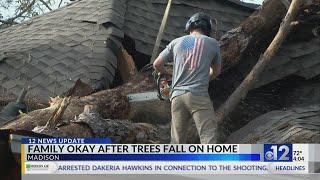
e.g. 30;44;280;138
1;73;155;130
216;0;303;122
30;105;170;144
219;0;288;72
117;49;138;83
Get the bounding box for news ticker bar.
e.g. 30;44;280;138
21;138;320;174
23;161;311;174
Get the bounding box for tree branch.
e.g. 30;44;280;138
39;0;52;11
0;19;17;25
0;19;8;24
7;0;36;23
58;0;63;8
0;0;46;25
36;3;45;14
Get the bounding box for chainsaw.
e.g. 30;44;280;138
156;73;172;101
127;71;172;103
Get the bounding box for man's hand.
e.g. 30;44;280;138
209;67;215;80
210;61;221;81
209;67;219;80
153;70;172;82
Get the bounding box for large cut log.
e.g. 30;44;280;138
0;74;171;143
1;73;155;130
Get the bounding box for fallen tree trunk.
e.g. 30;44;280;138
1;73;155;130
219;0;288;71
0;74;171;143
216;0;303;122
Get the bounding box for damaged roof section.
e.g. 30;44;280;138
0;0;252;101
0;0;125;101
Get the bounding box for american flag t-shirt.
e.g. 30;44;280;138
181;36;204;70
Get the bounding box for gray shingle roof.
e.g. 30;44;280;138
227;105;320;143
0;0;252;101
0;0;125;100
252;38;320;88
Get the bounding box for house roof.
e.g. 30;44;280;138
254;38;320;88
0;0;252;101
0;0;124;99
227;104;320;143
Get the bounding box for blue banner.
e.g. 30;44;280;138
26;154;260;161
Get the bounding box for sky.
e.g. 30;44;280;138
242;0;264;4
0;0;70;19
1;0;264;20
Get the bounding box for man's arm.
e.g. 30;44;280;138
153;41;174;75
153;56;168;75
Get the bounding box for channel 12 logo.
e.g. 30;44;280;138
264;144;292;162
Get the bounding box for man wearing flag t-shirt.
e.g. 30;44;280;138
153;12;222;144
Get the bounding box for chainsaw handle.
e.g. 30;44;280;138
156;74;172;101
